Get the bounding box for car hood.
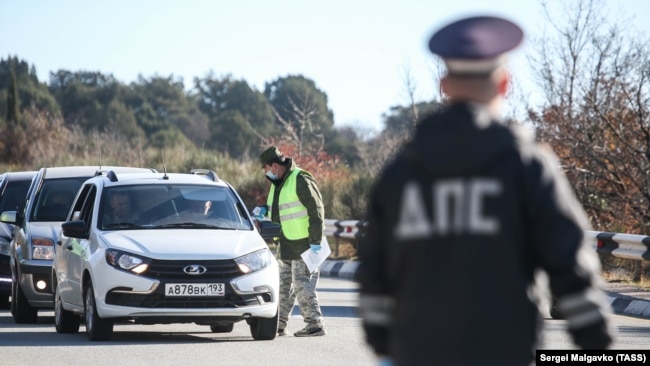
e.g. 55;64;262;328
29;221;64;242
98;229;267;260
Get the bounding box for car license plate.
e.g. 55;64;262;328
165;283;225;297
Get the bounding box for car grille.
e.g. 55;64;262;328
105;287;273;309
105;259;273;309
143;259;243;279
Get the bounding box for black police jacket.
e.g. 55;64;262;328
357;102;613;365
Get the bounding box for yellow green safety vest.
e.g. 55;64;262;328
267;168;310;240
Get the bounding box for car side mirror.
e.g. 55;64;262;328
258;220;281;243
0;211;16;225
61;220;89;239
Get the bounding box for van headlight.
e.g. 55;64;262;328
235;248;272;274
105;249;150;274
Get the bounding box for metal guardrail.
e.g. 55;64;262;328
324;219;365;240
325;221;650;262
587;230;650;261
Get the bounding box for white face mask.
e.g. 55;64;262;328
265;171;278;180
265;166;278;180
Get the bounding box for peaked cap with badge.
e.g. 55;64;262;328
428;15;523;76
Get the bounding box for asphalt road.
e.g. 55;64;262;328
0;277;377;366
2;273;650;366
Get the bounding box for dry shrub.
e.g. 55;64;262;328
600;256;650;288
0;106;72;167
327;238;357;260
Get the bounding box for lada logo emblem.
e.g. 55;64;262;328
183;265;207;275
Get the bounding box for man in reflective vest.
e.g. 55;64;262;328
259;146;326;337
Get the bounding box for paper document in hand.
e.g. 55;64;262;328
300;236;332;273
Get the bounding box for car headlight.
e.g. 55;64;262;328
0;240;9;256
105;249;150;274
32;237;55;260
235;248;273;274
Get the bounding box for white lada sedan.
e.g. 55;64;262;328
52;169;280;341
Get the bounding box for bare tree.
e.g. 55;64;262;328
400;63;419;134
357;131;404;176
267;91;324;156
529;0;650;233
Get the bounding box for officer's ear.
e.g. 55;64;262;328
496;69;510;97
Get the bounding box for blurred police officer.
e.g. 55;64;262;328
356;15;615;365
260;146;326;337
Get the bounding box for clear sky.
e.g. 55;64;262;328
1;0;648;133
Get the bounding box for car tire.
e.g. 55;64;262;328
84;282;113;341
248;309;278;340
0;294;9;309
209;323;234;333
11;278;38;324
54;283;80;333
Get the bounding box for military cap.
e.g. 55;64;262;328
428;15;523;76
259;146;284;168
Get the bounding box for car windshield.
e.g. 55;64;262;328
99;184;253;231
0;179;31;213
31;177;88;221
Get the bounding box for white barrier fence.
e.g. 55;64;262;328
325;220;650;262
324;219;365;240
586;230;650;261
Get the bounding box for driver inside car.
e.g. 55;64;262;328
103;191;139;225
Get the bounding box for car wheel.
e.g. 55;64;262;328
248;309;278;340
210;323;234;333
84;282;113;341
0;294;9;309
54;283;80;333
11;279;38;323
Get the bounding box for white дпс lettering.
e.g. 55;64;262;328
395;178;502;240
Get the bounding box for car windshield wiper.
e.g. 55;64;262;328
103;222;144;229
153;222;235;230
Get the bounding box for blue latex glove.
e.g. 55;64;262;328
310;244;321;253
257;207;267;219
251;206;267;221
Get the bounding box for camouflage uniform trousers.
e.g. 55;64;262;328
277;259;324;330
